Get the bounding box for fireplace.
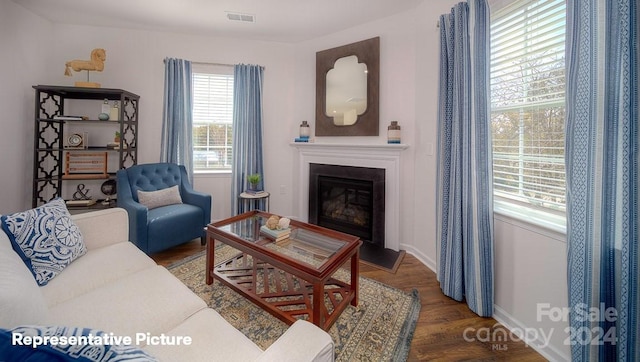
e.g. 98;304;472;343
292;142;408;252
309;164;385;248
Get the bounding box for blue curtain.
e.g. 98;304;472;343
565;0;639;360
161;58;194;182
435;0;494;317
231;64;265;215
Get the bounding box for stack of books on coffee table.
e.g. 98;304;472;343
260;225;291;242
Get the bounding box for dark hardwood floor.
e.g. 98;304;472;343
152;240;546;361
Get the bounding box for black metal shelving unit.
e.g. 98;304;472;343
32;85;139;208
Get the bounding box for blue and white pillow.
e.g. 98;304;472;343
1;198;87;286
0;325;157;361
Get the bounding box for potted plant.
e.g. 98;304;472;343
247;173;261;192
114;131;121;143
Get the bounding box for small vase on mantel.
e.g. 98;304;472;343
300;121;310;138
387;121;401;144
295;120;311;143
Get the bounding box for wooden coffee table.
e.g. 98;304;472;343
206;211;361;331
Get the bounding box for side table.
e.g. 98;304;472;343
239;191;270;212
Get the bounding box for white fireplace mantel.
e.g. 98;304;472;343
291;142;409;251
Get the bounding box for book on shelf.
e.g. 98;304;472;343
65;199;97;207
53;115;88;120
260;225;291;241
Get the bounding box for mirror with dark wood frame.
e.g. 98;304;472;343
315;37;380;136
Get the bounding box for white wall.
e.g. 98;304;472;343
291;5;424;260
0;0;53;214
412;1;457;270
493;215;569;360
36;23;297;221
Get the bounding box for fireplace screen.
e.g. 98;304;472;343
309;163;385;247
318;176;372;240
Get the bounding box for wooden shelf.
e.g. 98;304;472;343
62;174;110;180
31;85;139;207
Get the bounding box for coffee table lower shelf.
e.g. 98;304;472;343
212;252;356;331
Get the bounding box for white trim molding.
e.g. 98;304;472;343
291;142;409;251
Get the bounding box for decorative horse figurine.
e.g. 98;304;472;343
64;48;106;87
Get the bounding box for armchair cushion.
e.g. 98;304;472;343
146;204;204;254
0;198;86;286
137;185;182;209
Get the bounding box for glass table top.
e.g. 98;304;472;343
214;214;351;268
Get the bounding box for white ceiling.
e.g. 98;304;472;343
12;0;424;43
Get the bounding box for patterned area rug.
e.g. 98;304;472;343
168;247;420;361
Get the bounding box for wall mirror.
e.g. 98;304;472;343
315;37;379;136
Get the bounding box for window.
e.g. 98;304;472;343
490;0;566;218
192;65;233;171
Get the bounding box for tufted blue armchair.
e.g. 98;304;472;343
116;163;211;254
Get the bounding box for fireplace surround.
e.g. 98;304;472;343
292;143;408;252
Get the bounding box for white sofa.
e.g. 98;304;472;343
0;207;334;361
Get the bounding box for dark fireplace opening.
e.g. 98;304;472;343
318;176;373;240
309;164;385;248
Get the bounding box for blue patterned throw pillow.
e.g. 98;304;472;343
0;325;157;361
1;198;87;286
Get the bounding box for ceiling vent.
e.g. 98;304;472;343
226;12;255;23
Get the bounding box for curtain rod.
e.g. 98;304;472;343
192;61;265;69
163;59;233;67
191;61;234;67
165;59;265;69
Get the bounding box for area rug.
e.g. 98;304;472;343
168;248;420;361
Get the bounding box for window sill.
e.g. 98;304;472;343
194;170;231;177
493;199;566;242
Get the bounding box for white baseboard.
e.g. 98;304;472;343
493;305;570;362
402;244;436;273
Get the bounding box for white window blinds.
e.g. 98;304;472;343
490;0;566;212
193;73;233;125
192;70;234;171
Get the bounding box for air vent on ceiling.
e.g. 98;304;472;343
226;12;255;23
